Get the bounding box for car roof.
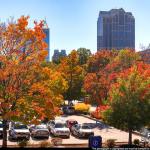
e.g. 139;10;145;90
67;119;77;122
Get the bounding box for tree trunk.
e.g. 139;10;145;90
2;119;8;148
128;129;132;145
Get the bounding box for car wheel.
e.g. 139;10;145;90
8;136;13;141
31;134;34;138
46;136;49;139
26;137;30;141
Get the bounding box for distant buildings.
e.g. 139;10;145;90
52;49;67;62
139;49;150;64
43;20;50;61
97;8;135;51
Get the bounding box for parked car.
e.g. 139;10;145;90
28;124;36;133
0;121;3;138
66;119;78;131
71;123;94;138
31;124;49;139
47;120;55;132
9;122;30;140
62;105;75;115
50;121;70;138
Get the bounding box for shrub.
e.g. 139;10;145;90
133;139;140;146
17;140;29;148
51;138;62;146
91;105;110;120
106;139;116;148
91;110;102;119
39;141;52;148
74;103;91;114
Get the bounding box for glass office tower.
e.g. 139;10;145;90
43;20;50;61
97;8;135;51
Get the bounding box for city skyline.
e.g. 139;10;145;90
0;0;150;58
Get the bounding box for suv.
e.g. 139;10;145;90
62;106;75;115
9;122;30;140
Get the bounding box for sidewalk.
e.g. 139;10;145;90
80;114;144;137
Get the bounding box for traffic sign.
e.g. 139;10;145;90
88;135;102;148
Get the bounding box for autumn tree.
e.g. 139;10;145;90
58;50;85;102
0;16;67;147
84;50;118;104
103;62;150;145
84;49;141;105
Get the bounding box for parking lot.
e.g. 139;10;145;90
0;115;142;146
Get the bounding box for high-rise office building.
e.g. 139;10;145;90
52;49;60;62
97;8;135;51
60;49;67;57
43;20;50;61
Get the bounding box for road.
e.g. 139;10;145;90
0;115;142;147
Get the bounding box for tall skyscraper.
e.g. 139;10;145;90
52;49;60;62
43;20;50;61
97;8;135;51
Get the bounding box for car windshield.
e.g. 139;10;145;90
68;107;74;110
36;125;47;129
0;123;3;128
55;123;67;128
14;124;28;129
81;125;91;129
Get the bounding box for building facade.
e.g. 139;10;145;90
52;49;67;62
139;49;150;64
97;8;135;51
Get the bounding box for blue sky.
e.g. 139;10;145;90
0;0;150;58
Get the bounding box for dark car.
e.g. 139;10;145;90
62;106;75;115
71;123;94;138
66;119;78;131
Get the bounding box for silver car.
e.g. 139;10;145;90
31;124;49;139
71;124;94;138
51;122;70;138
9;122;30;140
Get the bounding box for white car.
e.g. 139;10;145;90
51;122;70;138
31;124;49;139
148;132;150;138
71;124;94;138
0;121;3;137
47;120;55;132
9;122;30;140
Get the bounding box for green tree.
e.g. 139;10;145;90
104;63;150;145
77;48;91;65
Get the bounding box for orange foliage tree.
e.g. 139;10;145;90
84;49;141;106
0;16;67;147
84;50;118;104
58;50;85;102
